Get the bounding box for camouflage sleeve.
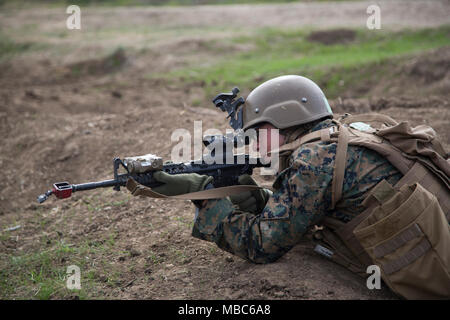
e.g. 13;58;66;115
192;144;335;264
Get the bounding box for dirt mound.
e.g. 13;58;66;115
332;96;449;113
307;29;356;45
67;48;128;77
328;46;450;100
403;46;450;83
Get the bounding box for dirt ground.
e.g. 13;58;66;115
0;1;449;300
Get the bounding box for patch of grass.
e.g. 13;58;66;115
0;231;11;242
0;33;34;59
146;250;164;265
111;199;128;207
0;239;115;299
159;26;450;98
106;231;118;247
172;215;193;229
1;249;66;299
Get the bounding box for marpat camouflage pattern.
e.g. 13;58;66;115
192;119;402;263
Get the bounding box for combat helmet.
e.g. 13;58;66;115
242;75;333;130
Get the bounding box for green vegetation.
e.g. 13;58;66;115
2;242;82;299
0;231;121;299
0;33;33;59
0;188;135;299
160;26;450;98
0;30;50;62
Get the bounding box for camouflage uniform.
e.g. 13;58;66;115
192;119;402;263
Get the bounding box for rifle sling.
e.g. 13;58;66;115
126;177;264;200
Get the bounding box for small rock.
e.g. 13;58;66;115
111;91;122;99
225;256;234;263
25;90;40;100
273;291;285;298
129;249;141;257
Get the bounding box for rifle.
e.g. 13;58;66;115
37;87;267;203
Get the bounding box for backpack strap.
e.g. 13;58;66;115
331;124;349;209
271;126;338;155
270;123;348;209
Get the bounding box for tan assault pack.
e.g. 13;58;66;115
281;113;450;299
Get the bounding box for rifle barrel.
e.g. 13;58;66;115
72;179;120;192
